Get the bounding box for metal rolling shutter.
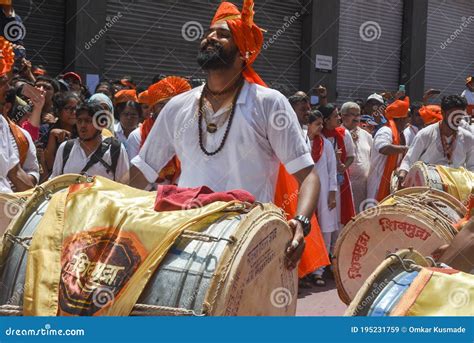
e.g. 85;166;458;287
14;0;65;77
424;0;474;98
336;0;403;104
103;0;303;90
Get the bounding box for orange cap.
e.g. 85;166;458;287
0;36;14;76
419;105;443;125
148;76;191;106
114;89;138;105
385;96;410;120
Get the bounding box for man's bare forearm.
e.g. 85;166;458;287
293;166;320;218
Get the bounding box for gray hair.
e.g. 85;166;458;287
340;101;360;114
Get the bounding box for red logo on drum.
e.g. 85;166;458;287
58;227;147;316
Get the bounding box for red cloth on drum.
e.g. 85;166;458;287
154;184;255;212
376;120;400;201
274;164;330;278
322;126;355;225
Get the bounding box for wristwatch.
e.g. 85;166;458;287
294;215;311;237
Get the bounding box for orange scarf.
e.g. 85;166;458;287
7;118;29;166
274;165;330;278
376;120;400;202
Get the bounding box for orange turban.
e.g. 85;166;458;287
0;36;14;76
137;90;153;106
211;0;266;87
147;76;191;106
385;96;410;120
419;105;443;125
114;89;138;105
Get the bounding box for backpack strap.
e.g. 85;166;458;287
62;140;75;174
80;138;112;176
108;138;121;181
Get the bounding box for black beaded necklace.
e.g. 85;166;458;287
198;80;244;156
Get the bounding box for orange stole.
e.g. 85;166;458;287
274;164;330;278
376;120;400;202
7;118;29;165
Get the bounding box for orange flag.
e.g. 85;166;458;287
274;165;330;278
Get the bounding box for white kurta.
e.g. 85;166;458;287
461;89;474;105
114;122;128;148
403;125;419;147
348;127;373;213
323;129;355;226
131;81;314;202
126;127;141;161
0;116;19;193
400;123;474;172
367;126;393;200
314;137;338;233
51;137;130;184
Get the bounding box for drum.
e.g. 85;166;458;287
346;249;474;316
0;193;25;239
333;188;463;305
345;249;429;316
0;177;297;316
0;175;91;301
404;162;474;205
389;171;399;194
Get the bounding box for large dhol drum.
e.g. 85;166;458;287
345;249;429;316
404;162;474;205
0;177;297;316
345;249;474;316
0;175;91;303
334;188;465;305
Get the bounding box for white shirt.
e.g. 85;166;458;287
461;89;474;105
0;116;19;193
367;126;393;200
51;137;130;184
314;137;338;233
114;122;128;147
9;127;39;184
126;127;141;161
348;126;373;180
131;81;313;202
400;123;474;172
403;125;419;147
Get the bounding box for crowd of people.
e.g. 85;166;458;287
0;1;473;290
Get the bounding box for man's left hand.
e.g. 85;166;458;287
285;219;306;270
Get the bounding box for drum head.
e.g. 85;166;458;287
334;205;455;305
382;187;466;227
404;162;444;191
345;249;429;316
205;204;298;316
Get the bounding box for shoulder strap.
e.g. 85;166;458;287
80;139;112;176
62;140;75;174
109;138;121;181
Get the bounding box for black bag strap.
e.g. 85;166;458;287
109;138;121;181
80;137;121;180
62;140;75;174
